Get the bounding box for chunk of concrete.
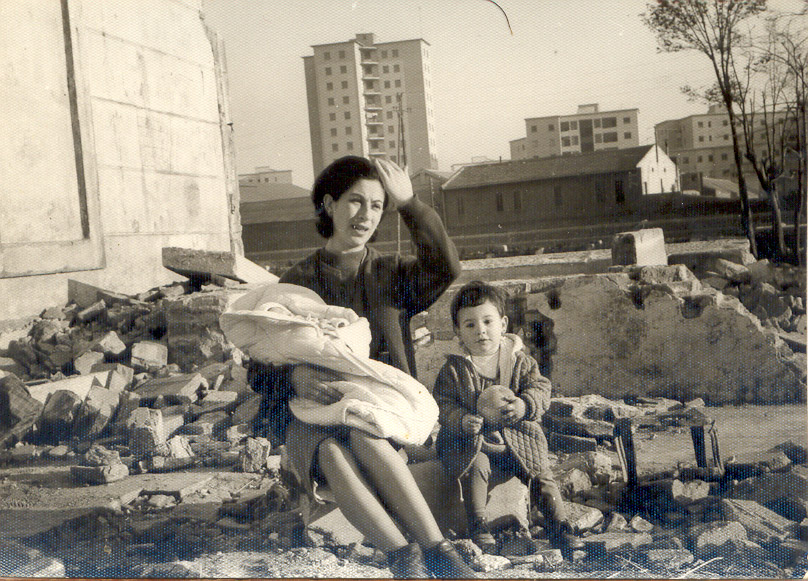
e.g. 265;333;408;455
548;433;598;454
162;246;279;284
0;375;44;446
130;341;168;371
581;531;652;552
91;331;127;359
128;408;167;459
70;463;129;484
720;498;796;545
72;384;121;439
239;437;272;473
644;548;694;568
133;373;203;404
39;390;83;444
565;502;604;533
28;371;109;404
611;228;667;266
689;521;747;558
73;351;105;375
558;468;592;496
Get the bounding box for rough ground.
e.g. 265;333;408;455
0;404;804;578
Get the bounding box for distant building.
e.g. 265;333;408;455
303;33;438;176
655;104;798;195
239;167;293;185
442;145;677;232
510;104;640;160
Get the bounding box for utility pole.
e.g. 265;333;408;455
394;92;409;253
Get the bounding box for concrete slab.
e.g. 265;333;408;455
162;247;278;284
26;372;110;405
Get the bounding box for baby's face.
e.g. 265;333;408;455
455;300;508;357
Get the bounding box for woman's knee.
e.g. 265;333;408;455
318;437;353;471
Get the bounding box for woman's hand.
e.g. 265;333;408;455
374;158;414;209
289;365;344;405
501;394;526;426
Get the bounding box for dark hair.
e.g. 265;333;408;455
450;280;507;327
311;156;387;238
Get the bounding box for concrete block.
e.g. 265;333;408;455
68;279;109;309
181;410;230;435
91;331;127;359
231;394;262;425
162;246;279;284
690;521;747;558
0;375;44;445
133;373;203;404
73;351;106;375
72;384;121;439
629;515;654;533
645;548;694;568
581;531;653;552
128;408;167;459
166;435;194;459
611;228;667;266
547;432;598;454
239;437;272;473
720;498;796;545
200;390;238;405
130;341;168;370
39;390;83;443
565;502;604;532
75;300;107;324
70;463;129;484
558;468;592;496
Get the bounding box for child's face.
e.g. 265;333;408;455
455;300;508;357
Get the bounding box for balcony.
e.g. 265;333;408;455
365;115;383;125
367;134;385;141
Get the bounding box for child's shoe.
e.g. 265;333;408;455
547;519;584;554
468;517;497;554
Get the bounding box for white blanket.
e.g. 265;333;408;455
219;283;438;446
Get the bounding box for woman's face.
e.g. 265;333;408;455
324;178;386;253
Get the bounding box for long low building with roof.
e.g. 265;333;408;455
440;145;679;235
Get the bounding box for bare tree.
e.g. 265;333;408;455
756;7;807;265
643;0;767;257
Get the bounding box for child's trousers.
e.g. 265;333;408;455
459;450;567;525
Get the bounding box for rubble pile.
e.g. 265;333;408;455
0;247;802;578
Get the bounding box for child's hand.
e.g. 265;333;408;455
501;395;526;425
461;413;484;435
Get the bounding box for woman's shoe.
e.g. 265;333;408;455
423;539;478;579
387;543;431;579
468;518;497;554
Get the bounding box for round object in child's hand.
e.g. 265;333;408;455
476;385;514;428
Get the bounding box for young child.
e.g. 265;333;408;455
433;281;582;554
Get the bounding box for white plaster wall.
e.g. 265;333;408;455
0;0;236;320
638;145;679;194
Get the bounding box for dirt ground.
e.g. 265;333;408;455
0;403;804;578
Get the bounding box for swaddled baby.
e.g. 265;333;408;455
220;283;438;446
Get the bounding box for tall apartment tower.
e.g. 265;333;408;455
303;33;438;177
510;104;640;160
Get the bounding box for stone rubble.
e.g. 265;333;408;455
0;249;802;578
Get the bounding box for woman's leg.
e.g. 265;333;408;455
347;429;444;546
317;437;409;552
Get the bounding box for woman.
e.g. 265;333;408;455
250;156;474;579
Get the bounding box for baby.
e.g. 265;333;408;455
220;283;438;446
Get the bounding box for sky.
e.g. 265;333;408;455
200;0;793;189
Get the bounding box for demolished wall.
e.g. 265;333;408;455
1;0;239;320
421;263;805;405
